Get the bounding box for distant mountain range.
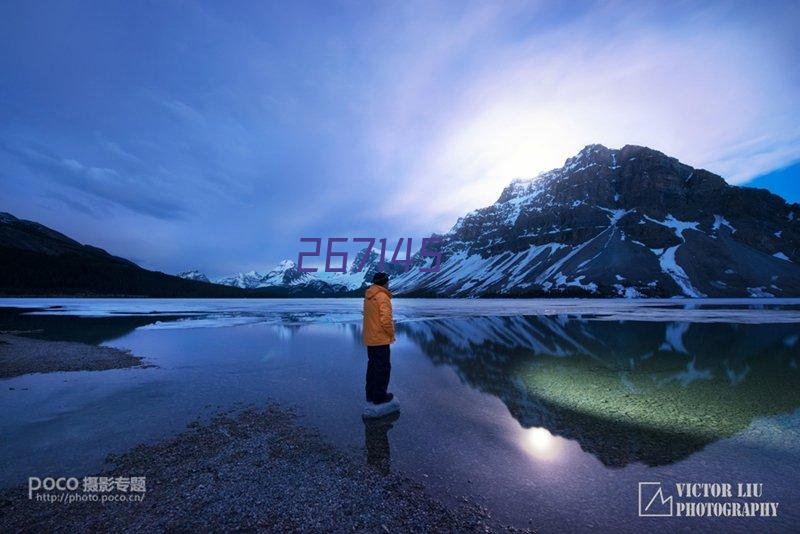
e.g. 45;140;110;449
185;144;800;297
3;143;799;297
185;251;406;294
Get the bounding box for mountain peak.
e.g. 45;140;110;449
564;143;612;165
274;259;296;270
395;143;800;298
578;143;610;155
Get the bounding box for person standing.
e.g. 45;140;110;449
362;272;395;404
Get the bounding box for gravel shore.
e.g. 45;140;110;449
0;404;527;532
0;334;147;378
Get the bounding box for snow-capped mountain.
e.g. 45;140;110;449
180;144;800;298
313;249;407;290
182;250;405;294
213;270;264;289
211;260;315;289
208;261;323;292
261;259;312;286
177;270;210;283
392;144;800;297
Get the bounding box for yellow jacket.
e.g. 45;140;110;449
362;284;395;346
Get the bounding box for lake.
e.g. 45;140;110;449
1;298;799;532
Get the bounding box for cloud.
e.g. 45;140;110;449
39;190;111;219
94;132;144;165
2;143;188;220
157;98;205;122
361;1;800;231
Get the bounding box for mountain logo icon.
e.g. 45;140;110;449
639;482;674;517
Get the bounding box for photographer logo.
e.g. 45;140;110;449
639;482;673;517
637;481;779;518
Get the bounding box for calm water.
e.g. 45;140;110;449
1;298;799;532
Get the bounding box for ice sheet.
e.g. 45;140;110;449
3;297;800;329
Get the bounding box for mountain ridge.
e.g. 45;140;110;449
4;143;799;298
390;144;800;297
0;212;249;297
190;143;800;298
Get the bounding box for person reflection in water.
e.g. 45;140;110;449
363;411;400;473
362;272;395;404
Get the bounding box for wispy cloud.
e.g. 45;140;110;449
94;132;144;165
3;143;188;220
363;1;800;229
157;98;205;123
39;189;112;219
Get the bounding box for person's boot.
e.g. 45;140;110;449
376;392;394;404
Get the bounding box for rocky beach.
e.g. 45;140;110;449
0;402;521;532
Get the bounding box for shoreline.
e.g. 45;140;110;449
0;403;526;532
0;334;149;379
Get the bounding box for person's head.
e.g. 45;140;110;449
371;272;389;288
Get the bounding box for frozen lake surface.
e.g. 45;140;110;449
3;297;800;324
1;298;799;532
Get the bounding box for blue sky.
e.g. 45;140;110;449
1;1;799;277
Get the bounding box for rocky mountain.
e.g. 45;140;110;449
196;260;321;291
0;213;247;297
194;144;800;298
214;270;272;289
190;251;406;295
177;270;210;283
392;144;800;297
180;143;800;298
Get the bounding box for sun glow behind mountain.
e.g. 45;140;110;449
440;105;579;190
384;5;800;234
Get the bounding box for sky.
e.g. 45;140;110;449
1;0;799;277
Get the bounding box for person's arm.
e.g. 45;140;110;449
378;295;395;342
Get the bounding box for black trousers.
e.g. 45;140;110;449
365;344;391;402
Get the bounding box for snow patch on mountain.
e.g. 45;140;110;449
644;214;699;238
713;215;735;233
655;246;705;298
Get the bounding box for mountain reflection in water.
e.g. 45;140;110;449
397;315;800;467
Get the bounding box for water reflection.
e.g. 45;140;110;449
4;304;800;474
0;306;187;345
399;316;800;467
520;427;563;461
363;412;401;474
